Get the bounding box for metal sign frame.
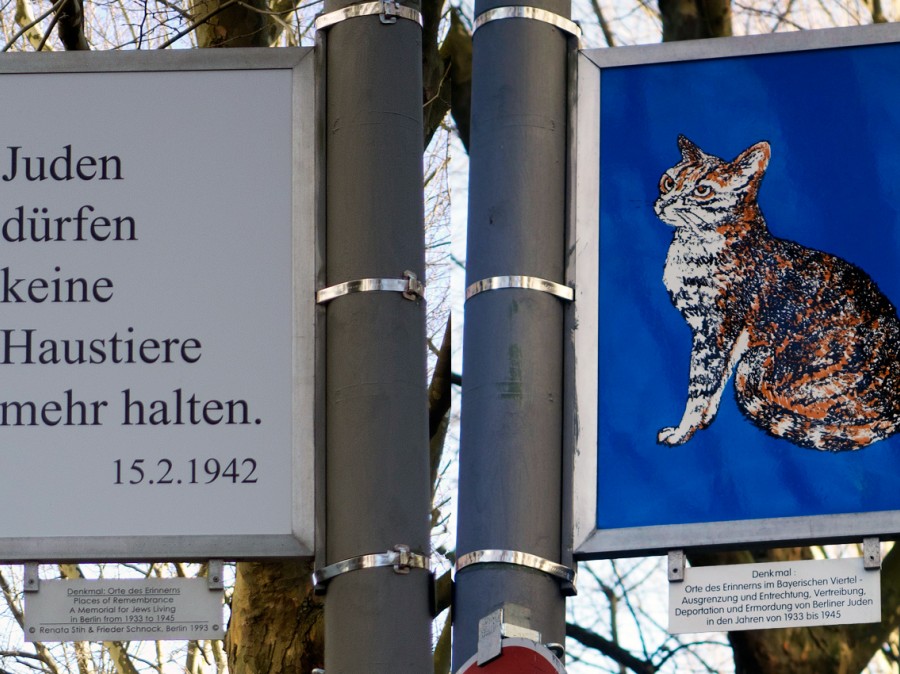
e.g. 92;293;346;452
0;48;317;560
571;23;900;558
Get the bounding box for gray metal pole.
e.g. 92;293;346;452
321;2;432;672
453;0;573;666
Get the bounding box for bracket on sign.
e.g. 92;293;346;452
667;550;685;583
863;538;881;570
478;606;542;665
208;560;225;590
24;563;39;593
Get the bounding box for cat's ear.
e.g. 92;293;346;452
677;135;707;163
731;141;771;185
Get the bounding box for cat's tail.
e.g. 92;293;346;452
733;349;900;451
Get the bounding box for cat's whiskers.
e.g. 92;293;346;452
673;209;715;240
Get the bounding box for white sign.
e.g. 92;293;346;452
25;578;223;642
0;49;316;559
669;557;880;634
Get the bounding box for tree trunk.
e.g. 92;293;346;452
56;0;90;50
423;1;472;149
226;560;324;674
189;0;282;47
439;7;472;151
658;0;731;41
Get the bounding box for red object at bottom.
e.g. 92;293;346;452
457;640;566;674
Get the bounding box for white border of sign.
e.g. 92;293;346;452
570;23;900;558
0;48;316;561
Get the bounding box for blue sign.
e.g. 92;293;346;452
575;25;900;555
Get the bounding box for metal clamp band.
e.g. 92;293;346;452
455;549;576;588
315;0;424;30
473;6;581;40
312;545;431;594
317;270;425;304
466;275;573;302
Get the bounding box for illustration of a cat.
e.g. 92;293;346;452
655;135;900;451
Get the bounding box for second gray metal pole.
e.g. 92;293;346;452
454;0;573;666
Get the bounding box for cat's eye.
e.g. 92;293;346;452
693;184;713;198
659;175;675;193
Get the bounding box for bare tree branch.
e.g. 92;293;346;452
1;0;63;51
566;622;657;674
54;0;90;49
13;0;48;49
589;0;616;46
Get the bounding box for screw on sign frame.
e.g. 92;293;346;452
456;638;566;673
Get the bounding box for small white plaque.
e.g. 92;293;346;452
669;557;880;634
25;578;224;642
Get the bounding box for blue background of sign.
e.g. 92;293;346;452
598;42;900;529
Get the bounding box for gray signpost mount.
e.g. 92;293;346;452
317;0;433;670
453;0;578;667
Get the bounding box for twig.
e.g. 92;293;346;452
589;0;616;46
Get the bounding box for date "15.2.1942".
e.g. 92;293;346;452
113;458;258;485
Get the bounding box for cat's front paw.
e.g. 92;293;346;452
657;426;694;446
